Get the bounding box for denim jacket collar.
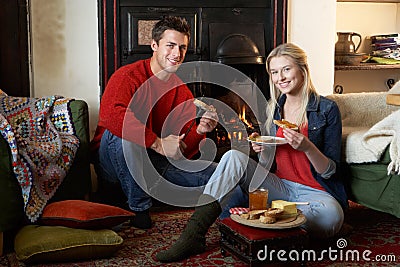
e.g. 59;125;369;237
276;93;318;117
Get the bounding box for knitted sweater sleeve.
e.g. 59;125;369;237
96;61;205;159
97;65;158;148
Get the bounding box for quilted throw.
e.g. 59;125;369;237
0;90;79;222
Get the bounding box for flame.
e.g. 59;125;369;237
239;106;253;129
228;131;243;141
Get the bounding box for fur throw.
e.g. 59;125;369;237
346;109;400;175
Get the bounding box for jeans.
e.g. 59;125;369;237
94;130;218;212
205;150;344;238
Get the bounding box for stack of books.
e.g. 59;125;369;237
370;33;399;60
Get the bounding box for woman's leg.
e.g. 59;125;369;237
281;180;344;238
260;177;344;238
156;150;262;262
156;151;253;262
204;150;267;202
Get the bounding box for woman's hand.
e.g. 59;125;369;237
282;128;312;152
250;132;264;153
283;128;330;174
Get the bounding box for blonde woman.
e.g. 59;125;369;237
157;43;347;263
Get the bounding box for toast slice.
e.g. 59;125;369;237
273;119;299;131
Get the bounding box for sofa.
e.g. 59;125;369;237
0;99;92;255
327;92;400;218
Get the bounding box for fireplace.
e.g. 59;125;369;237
98;0;287;158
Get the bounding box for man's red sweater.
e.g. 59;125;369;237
91;58;205;159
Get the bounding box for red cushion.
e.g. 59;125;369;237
219;217;307;240
40;200;135;229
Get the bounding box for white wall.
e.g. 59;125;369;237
287;0;337;96
28;0;356;136
30;0;100;137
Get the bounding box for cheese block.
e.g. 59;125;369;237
386;94;400;106
271;200;297;215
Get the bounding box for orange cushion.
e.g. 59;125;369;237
40;200;134;229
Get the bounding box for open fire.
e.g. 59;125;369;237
238;106;253;129
214;104;259;148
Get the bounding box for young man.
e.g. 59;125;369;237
91;16;218;229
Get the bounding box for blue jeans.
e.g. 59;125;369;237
205;150;344;238
94;130;218;212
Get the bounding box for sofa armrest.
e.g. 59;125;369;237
51;99;92;201
0;99;92;233
327;92;398;128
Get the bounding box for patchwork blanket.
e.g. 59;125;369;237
346;108;400;175
0;90;79;222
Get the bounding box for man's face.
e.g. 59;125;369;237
151;29;189;79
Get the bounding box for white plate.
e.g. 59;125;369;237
230;211;306;229
247;136;288;146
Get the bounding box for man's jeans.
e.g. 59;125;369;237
94;130;221;212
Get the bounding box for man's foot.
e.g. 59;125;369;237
130;209;152;229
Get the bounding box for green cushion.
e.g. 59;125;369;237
14;225;123;264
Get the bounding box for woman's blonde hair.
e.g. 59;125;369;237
265;43;319;133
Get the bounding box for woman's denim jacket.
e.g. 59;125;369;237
273;93;348;209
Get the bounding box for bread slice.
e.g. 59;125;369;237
273;119;299;131
193;99;216;112
259;215;277;224
247;209;268;220
264;208;284;218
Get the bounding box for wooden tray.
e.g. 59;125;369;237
230;212;306;229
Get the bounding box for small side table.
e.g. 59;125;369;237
218;217;309;266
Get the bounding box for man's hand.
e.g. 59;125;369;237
196;109;218;135
151;134;187;160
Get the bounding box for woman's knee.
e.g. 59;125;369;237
304;202;344;238
220;150;250;167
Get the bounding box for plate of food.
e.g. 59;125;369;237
230;208;306;229
247;136;288;146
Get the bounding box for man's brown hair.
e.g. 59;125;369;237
152;16;190;44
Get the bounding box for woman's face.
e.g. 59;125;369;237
269;55;304;96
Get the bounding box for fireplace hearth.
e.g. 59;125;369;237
98;0;287;159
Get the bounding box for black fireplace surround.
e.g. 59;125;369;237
98;0;287;156
98;0;287;95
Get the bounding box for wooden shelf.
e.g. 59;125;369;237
335;63;400;70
